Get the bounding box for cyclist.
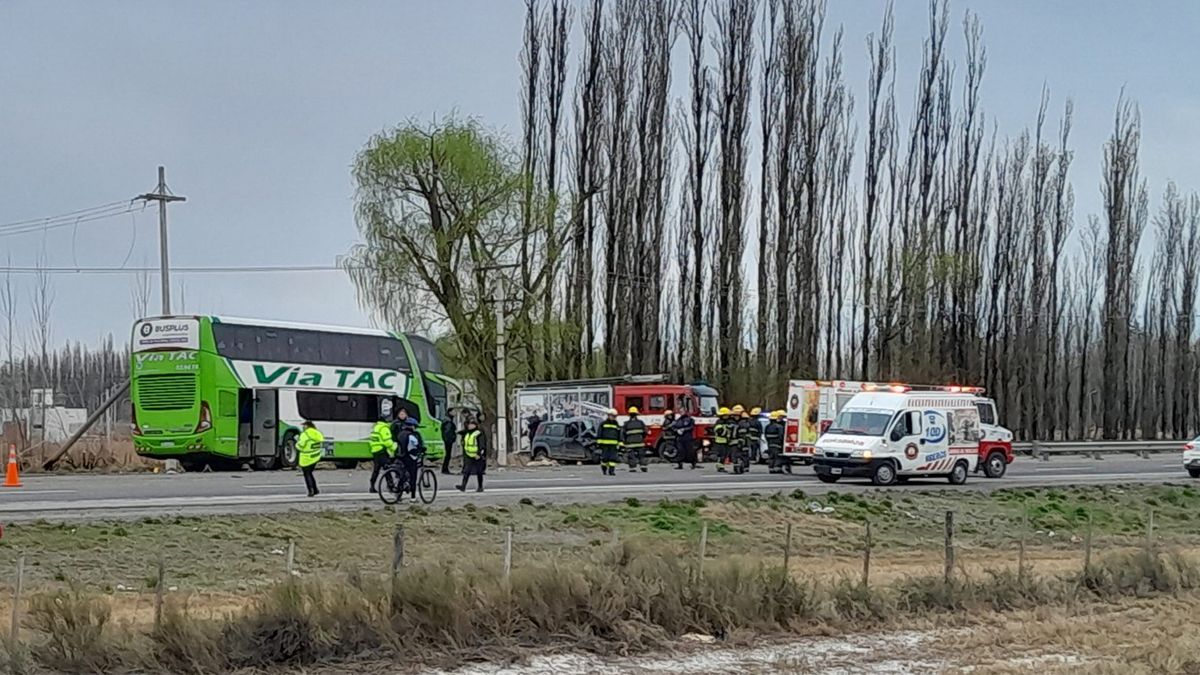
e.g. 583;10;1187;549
396;417;424;502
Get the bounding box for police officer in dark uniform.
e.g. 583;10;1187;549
673;409;697;470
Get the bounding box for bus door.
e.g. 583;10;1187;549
251;389;279;460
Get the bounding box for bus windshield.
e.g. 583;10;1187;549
827;409;894;437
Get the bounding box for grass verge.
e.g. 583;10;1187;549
5;539;1200;674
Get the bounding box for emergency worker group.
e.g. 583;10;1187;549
595;404;788;477
296;401;789;496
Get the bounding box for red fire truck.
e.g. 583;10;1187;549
513;375;719;462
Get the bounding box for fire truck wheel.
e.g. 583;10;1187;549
871;461;897;486
983;451;1007;479
948;461;969;485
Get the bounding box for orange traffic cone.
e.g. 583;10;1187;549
4;444;21;488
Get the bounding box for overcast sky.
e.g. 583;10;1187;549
1;0;1197;347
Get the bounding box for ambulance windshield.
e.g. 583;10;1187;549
827;409;893;437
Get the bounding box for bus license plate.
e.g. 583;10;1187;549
831;467;842;475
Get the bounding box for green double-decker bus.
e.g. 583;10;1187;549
131;315;458;471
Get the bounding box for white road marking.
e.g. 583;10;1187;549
0;489;76;496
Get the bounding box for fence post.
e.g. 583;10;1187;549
1083;512;1093;575
862;520;872;588
154;551;165;632
390;524;406;613
286;540;296;577
1017;513;1027;585
781;522;793;577
1146;509;1155;550
697;521;708;582
10;555;24;644
504;526;513;583
392;525;406;576
943;511;955;584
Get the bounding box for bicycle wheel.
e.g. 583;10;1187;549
418;468;438;504
378;467;406;505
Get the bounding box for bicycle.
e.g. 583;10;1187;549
377;453;438;505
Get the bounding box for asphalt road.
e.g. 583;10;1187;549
1;454;1192;522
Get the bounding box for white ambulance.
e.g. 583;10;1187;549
811;386;982;486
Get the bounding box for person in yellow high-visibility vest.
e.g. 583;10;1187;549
456;416;488;493
297;420;324;497
368;413;397;493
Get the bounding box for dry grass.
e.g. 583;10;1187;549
4;539;1200;674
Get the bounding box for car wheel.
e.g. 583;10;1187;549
871;462;897;486
817;473;840;484
948;461;969;485
532;446;549;460
1188;467;1200;479
983;451;1007;478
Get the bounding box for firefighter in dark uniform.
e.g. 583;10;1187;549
597;409;622;476
622;406;649;472
733;407;754;474
765;410;787;474
713;407;732;472
746;406;764;465
661;410;679;468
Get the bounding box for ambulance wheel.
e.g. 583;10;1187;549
948;461;969;485
816;473;839;484
983;452;1007;479
871;461;897;486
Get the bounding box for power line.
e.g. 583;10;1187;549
0;200;131;229
0;264;349;275
0;202;145;239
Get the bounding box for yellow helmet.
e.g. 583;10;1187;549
628;406;639;415
732;404;744;414
718;406;731;416
750;406;762;416
771;409;785;420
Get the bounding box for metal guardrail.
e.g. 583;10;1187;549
1013;440;1186;460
